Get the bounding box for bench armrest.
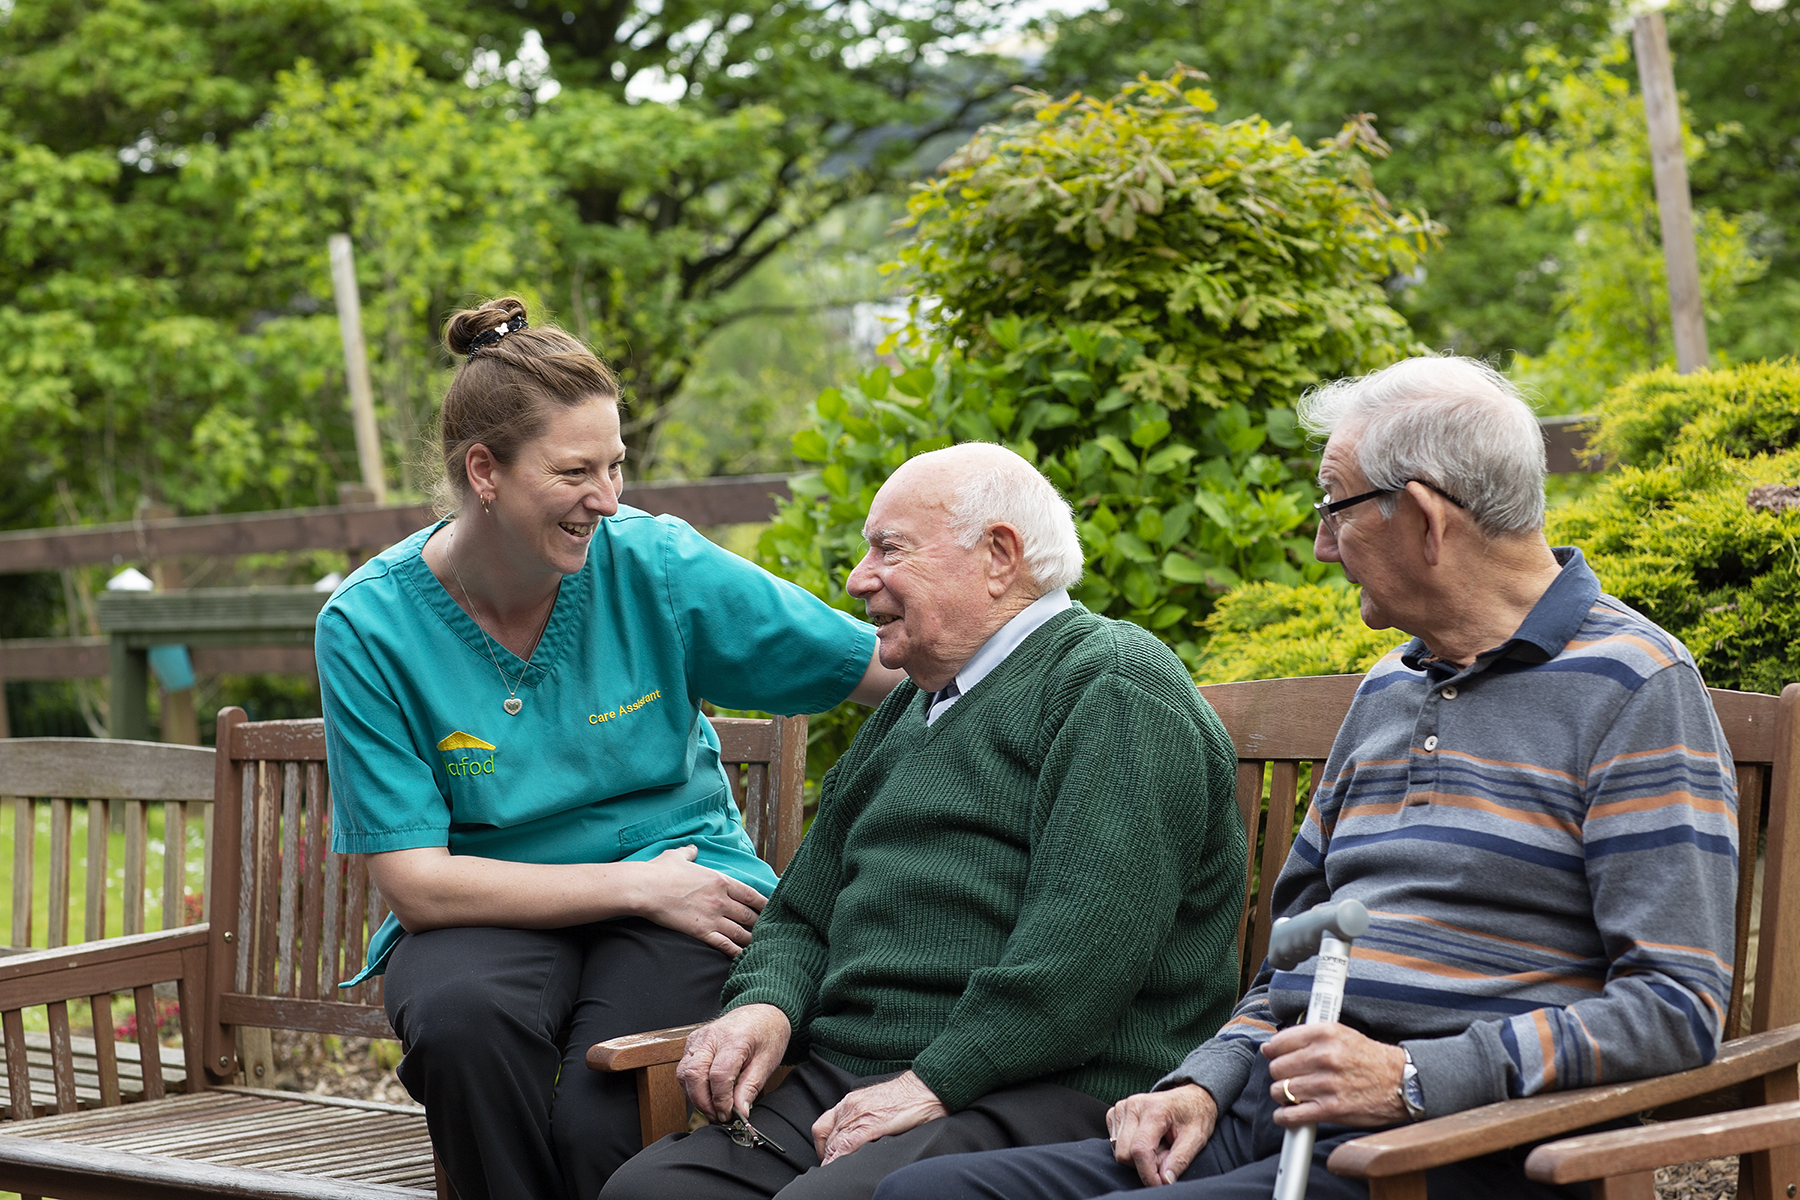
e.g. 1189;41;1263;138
1329;1025;1800;1179
1524;1097;1800;1185
0;927;210;1010
586;1023;704;1072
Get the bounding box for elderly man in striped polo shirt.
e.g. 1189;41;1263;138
873;356;1738;1200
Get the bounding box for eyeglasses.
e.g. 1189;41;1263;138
1313;480;1469;536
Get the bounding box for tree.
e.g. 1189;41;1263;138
237;43;554;498
1504;42;1765;412
459;0;1032;466
1668;0;1800;364
0;0;1034;539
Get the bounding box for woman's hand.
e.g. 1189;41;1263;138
1263;1024;1409;1129
634;845;768;956
1107;1084;1217;1187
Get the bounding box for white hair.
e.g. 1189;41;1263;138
913;444;1084;593
1297;356;1547;536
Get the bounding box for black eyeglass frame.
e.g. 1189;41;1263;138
1313;479;1469;533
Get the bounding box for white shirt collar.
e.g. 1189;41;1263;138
925;589;1072;725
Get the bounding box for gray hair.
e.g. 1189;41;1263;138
916;444;1085;593
1297;356;1547;536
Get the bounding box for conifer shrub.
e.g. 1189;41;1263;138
1190;582;1399;682
1586;359;1800;468
1545;442;1800;695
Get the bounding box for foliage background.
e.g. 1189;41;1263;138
2;0;1798;738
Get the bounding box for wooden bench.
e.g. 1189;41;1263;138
593;676;1800;1199
0;707;807;1200
4;738;215;952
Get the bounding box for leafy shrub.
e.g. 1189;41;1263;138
894;68;1434;637
756;69;1435;779
1189;583;1400;683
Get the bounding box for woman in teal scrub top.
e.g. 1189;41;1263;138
315;298;898;1200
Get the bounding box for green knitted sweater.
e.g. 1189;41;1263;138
722;605;1246;1111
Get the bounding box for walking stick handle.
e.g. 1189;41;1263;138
1270;900;1369;1200
1268;899;1369;971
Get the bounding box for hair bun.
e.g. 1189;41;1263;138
444;297;531;358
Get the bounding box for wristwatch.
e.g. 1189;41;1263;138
1399;1048;1426;1122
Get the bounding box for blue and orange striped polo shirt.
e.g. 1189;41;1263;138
1162;547;1738;1119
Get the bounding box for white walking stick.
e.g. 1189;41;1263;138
1267;899;1370;1200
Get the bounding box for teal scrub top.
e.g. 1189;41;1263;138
316;506;877;983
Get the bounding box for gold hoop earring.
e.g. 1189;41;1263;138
481;494;493;516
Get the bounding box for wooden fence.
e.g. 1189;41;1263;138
0;474;794;576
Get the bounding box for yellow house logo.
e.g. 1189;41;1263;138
438;731;496;778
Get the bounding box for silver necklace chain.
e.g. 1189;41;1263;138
446;524;554;715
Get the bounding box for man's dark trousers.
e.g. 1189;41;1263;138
868;1055;1593;1200
599;1051;1109;1200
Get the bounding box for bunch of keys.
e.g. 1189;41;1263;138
724;1113;785;1155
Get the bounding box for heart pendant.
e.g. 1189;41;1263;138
503;697;523;715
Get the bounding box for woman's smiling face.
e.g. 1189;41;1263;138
485;398;627;577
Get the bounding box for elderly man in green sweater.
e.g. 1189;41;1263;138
600;443;1245;1200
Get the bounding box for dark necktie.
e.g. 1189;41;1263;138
931;678;961;718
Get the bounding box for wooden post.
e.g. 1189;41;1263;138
337;483;377;573
108;636;151;743
327;234;388;504
1632;13;1710;374
143;503;199;747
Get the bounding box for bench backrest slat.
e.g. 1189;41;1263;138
8;802;29;947
47;799;70;946
1200;677;1353;994
1752;684;1800;1035
84;800;107;942
0;739;213;952
300;761;327;1002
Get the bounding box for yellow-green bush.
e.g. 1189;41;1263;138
1193;361;1800;692
1586;359;1800;468
1191;582;1400;683
1546;443;1800;695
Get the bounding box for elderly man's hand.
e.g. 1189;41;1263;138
811;1071;947;1164
1263;1024;1409;1128
1106;1084;1217;1187
677;1004;792;1122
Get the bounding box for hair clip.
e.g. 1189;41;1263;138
466;316;529;360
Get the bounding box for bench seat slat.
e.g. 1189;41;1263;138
96;1106;418;1157
0;1091;435;1192
0;1131;432;1199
